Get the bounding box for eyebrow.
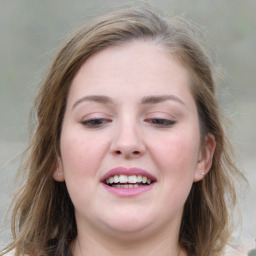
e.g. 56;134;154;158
72;95;112;110
141;95;186;106
72;94;185;110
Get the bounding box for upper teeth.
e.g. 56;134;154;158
105;175;152;185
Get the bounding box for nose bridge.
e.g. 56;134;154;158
110;115;145;158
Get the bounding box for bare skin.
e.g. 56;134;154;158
54;40;215;256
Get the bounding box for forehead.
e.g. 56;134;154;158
67;40;194;106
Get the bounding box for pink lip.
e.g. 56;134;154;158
100;167;157;197
102;183;155;197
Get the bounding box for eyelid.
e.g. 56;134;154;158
80;112;113;126
143;112;177;127
81;112;111;120
81;118;112;129
145;111;176;120
144;118;176;126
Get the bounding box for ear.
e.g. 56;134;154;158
194;133;216;182
53;158;65;182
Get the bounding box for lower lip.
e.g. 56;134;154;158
102;183;155;197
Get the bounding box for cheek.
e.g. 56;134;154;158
157;130;199;162
59;129;108;208
150;129;200;183
60;127;108;177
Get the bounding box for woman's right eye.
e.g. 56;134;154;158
81;118;112;128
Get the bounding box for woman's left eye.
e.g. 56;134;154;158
81;118;111;128
145;118;176;127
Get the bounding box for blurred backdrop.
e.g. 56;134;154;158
1;0;255;254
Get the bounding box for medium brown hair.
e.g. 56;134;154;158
1;4;244;256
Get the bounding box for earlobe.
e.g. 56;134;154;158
194;133;216;182
53;159;65;182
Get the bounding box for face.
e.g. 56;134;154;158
54;41;215;240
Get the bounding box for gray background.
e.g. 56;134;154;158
0;0;255;254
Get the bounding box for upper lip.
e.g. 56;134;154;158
100;167;157;183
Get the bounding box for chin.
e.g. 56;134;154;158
100;209;154;237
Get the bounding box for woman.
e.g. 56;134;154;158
1;4;244;256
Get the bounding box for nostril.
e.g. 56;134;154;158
113;150;141;156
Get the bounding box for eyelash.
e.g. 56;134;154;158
81;118;112;128
81;118;176;128
145;118;176;127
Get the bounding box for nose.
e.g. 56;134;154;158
110;122;145;159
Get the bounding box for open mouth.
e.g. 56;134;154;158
104;174;154;188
